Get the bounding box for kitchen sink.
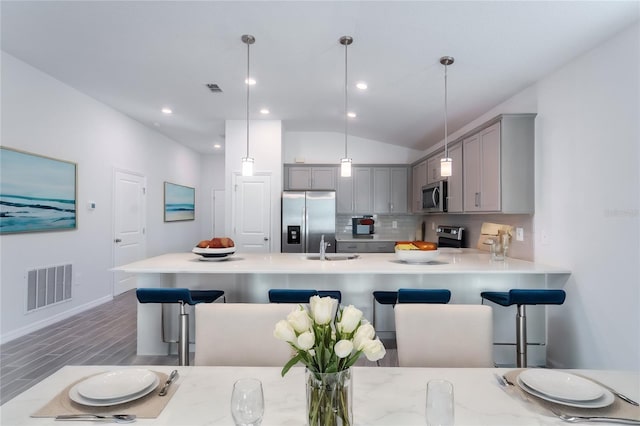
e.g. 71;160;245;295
305;254;360;261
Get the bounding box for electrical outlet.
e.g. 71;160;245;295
431;222;435;230
392;220;398;229
516;227;524;241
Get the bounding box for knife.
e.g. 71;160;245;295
158;369;179;396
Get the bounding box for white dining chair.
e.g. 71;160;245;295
395;304;494;367
194;303;297;366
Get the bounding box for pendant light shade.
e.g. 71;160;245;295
340;36;353;178
241;34;255;176
440;56;454;178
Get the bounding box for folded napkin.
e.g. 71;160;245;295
32;370;178;419
504;369;640;420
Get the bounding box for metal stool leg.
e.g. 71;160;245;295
516;304;527;368
178;302;189;366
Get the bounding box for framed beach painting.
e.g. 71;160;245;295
0;147;77;234
164;182;195;222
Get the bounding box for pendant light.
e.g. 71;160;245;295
241;34;255;176
440;56;454;177
339;36;353;178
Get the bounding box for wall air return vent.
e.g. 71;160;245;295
206;83;223;93
26;264;72;312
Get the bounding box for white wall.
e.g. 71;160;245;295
534;24;639;370
283;131;421;164
224;119;283;252
419;24;639;370
0;52;205;343
199;154;225;238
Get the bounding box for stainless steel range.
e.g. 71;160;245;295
436;225;465;248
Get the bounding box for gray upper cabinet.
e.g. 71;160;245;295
353;167;373;213
336;173;354;214
285;166;337;190
426;155;441;184
412;160;427;213
462;114;535;213
373;167;408;214
446;142;463;213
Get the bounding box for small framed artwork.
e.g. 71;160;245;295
164;181;195;222
0;147;77;234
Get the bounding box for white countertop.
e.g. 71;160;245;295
2;365;637;425
114;250;570;275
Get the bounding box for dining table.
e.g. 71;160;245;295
1;365;638;425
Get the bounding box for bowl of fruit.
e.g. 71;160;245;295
394;241;440;264
192;237;236;261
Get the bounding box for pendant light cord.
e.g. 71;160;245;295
246;40;251;158
344;40;348;158
444;61;448;158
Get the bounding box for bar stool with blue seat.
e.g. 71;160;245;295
317;290;342;303
268;289;342;304
371;291;398;329
397;288;451;304
136;288;225;366
480;289;566;367
268;289;318;303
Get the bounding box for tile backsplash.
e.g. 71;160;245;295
336;215;419;241
337;213;534;261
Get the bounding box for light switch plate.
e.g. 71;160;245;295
516;227;524;241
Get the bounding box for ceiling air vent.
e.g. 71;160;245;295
206;83;223;93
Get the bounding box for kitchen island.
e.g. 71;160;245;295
116;249;570;365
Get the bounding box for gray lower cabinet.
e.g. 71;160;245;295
336;241;396;253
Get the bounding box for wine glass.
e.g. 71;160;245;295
230;378;264;426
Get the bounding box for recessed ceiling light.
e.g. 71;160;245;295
260;108;270;114
213;144;222;149
245;78;256;85
347;112;357;118
356;82;368;90
161;107;173;114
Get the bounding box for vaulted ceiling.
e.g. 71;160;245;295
2;1;638;153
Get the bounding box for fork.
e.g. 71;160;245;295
549;408;640;425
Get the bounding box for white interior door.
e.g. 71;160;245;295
113;169;146;295
213;189;225;237
232;174;271;252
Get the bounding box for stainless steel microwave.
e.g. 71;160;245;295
422;180;447;213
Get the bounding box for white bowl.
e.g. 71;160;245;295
395;248;440;264
192;246;236;258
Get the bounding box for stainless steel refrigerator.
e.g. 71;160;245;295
282;191;336;253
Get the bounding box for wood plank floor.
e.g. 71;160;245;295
0;290;397;405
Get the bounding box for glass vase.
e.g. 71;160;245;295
306;368;353;426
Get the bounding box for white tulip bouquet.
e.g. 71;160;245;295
273;295;386;375
273;295;386;426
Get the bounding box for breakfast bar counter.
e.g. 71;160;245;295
115;250;571;365
115;249;570;275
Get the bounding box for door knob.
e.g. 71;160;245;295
264;237;269;241
114;238;122;243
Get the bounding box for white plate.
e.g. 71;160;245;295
395;248;440;264
77;369;157;400
517;376;614;408
70;375;159;406
519;369;604;401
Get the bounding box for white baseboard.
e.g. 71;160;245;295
0;295;114;345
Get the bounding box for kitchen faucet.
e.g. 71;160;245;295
319;234;330;260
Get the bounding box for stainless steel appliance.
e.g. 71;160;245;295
352;216;375;236
436;225;465;248
422;180;447;213
282;191;336;253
